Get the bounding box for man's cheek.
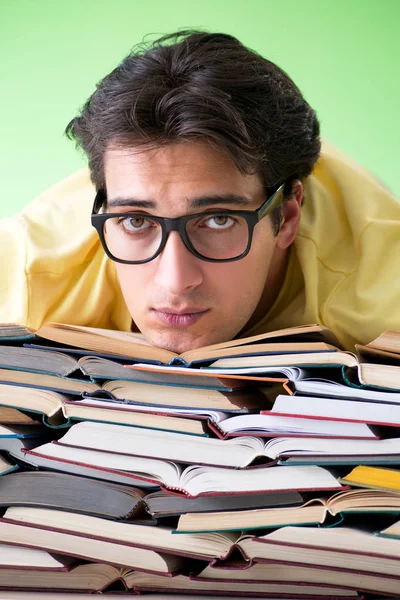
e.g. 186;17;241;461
116;267;147;309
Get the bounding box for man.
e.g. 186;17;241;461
1;31;399;351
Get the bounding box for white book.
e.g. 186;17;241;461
24;441;342;497
271;393;400;427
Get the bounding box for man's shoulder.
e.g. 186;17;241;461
0;169;127;329
300;141;400;263
17;169;99;274
294;141;400;348
20;168;95;235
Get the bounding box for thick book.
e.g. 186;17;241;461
268;393;400;427
175;488;400;533
0;562;361;597
31;321;340;364
22;441;343;496
0;471;149;520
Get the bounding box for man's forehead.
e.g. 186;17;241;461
104;142;265;211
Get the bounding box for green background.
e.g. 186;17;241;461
1;0;399;218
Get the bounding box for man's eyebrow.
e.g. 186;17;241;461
107;195;253;210
107;198;156;209
189;194;253;209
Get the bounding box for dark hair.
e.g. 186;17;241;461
66;30;321;234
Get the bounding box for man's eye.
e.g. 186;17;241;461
119;217;152;232
204;215;236;229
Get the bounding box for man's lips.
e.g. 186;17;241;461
151;308;209;327
153;307;208;315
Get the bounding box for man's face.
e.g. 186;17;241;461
104;140;286;353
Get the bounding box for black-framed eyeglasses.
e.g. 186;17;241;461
91;183;285;264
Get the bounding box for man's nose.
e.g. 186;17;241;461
153;231;204;294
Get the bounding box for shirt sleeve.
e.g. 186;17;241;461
316;145;400;348
0;215;29;324
325;212;400;349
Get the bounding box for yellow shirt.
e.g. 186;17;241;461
1;142;399;350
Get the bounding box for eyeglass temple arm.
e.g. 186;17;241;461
257;184;285;220
92;190;107;214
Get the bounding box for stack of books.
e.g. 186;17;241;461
0;322;399;597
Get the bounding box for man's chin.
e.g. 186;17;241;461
144;330;209;355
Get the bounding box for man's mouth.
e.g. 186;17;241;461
151;308;209;327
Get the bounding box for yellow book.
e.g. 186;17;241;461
339;465;400;492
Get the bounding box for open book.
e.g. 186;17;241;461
23;439;342;497
175;488;400;532
0;345;282;391
0;470;303;523
25;420;374;468
0;561;360;597
23;321;340;365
